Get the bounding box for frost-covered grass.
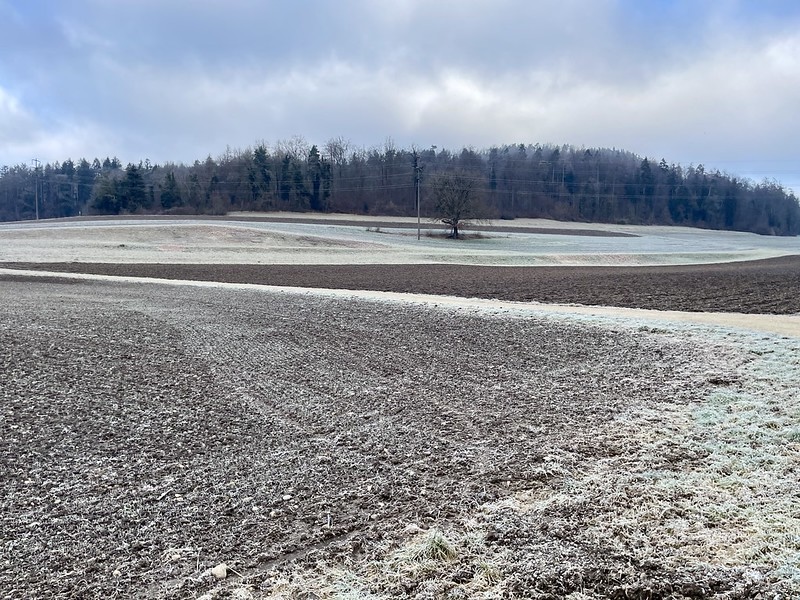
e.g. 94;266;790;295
0;216;797;266
260;526;507;599
688;342;800;576
491;327;800;596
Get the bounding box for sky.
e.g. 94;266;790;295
1;0;800;192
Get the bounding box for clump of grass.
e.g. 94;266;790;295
252;525;506;597
407;529;458;562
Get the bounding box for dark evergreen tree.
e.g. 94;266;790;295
121;163;147;212
161;171;181;210
307;145;323;211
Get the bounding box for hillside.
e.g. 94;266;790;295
2;142;798;235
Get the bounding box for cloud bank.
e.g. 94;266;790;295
1;0;799;190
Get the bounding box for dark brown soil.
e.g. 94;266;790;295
3;254;799;314
0;278;746;599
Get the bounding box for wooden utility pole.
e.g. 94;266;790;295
32;158;40;220
413;150;422;240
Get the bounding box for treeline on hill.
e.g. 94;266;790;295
1;138;798;235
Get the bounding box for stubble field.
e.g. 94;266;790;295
1;216;799;599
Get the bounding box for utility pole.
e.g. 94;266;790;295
32;158;40;220
413;150;422;240
596;163;600;202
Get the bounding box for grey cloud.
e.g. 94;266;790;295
2;0;800;194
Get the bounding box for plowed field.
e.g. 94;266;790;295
3;253;800;314
1;218;798;599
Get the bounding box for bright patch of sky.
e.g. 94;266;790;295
1;0;799;193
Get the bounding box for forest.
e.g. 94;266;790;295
1;138;798;236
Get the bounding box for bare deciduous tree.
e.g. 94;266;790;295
430;170;486;239
274;135;309;160
324;136;350;172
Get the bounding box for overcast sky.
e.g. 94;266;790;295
2;0;799;191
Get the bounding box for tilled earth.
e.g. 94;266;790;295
1;277;770;599
3;254;799;314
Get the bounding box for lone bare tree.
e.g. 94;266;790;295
430;170;485;238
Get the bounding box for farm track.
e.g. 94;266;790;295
3;253;800;314
0;278;756;598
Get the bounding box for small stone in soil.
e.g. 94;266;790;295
211;563;227;579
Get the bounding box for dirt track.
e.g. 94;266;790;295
3;254;799;314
